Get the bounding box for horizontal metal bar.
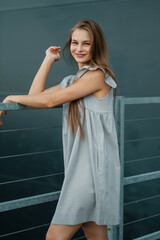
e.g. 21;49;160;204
0;102;40;111
0;223;50;238
124;213;160;226
0;125;61;133
124;97;160;105
125;155;160;164
0;191;60;212
0;102;62;111
0;222;85;239
0;172;63;186
124;171;160;185
124;194;160;206
133;230;160;240
125;136;160;143
0;149;62;160
125;116;160;122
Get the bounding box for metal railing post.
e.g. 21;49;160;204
118;96;125;240
108;96;125;240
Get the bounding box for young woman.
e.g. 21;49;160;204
0;19;120;240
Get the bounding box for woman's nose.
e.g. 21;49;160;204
77;44;83;51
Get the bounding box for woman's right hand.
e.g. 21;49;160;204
45;46;61;62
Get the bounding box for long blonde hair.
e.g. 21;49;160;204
63;19;119;139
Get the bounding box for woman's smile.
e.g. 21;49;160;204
75;53;86;58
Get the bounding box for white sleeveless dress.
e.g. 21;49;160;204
51;65;120;225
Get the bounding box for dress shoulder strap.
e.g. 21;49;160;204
75;65;117;88
105;75;117;88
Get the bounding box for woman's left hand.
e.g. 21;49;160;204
0;97;10;126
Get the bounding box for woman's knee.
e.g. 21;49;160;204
84;232;108;240
46;229;58;240
46;230;70;240
46;223;83;240
45;231;52;240
46;231;67;240
46;228;64;240
82;221;108;240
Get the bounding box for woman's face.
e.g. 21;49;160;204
70;28;92;69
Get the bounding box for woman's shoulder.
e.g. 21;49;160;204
75;65;105;79
76;65;117;89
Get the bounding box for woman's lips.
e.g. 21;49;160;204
75;53;86;58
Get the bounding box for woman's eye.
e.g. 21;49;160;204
72;42;77;45
84;43;90;45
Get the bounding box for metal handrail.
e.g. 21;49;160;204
0;191;60;212
0;102;62;111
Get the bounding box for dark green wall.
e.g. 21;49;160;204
0;0;160;239
0;0;160;98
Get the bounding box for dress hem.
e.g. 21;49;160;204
51;216;120;226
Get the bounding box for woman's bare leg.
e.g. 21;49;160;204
46;222;83;240
82;221;109;240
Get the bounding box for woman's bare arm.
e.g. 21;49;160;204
41;84;62;95
0;46;62;125
29;46;61;95
2;69;108;109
